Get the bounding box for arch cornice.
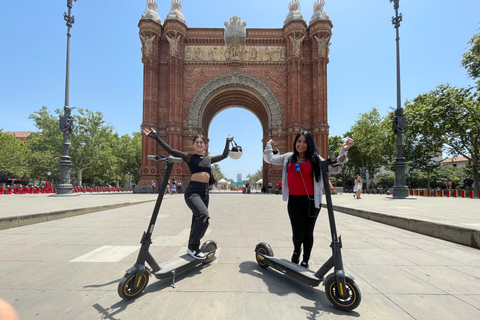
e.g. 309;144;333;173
187;71;283;132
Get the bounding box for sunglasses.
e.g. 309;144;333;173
295;163;300;172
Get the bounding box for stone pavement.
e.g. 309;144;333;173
323;192;480;249
0;191;479;319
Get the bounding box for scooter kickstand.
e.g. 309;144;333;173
171;270;176;288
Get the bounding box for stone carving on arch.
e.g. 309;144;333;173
187;71;283;133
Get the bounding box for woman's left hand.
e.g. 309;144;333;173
342;138;354;151
227;135;234;141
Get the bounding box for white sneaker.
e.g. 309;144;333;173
187;248;206;260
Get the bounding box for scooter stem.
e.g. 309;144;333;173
321;158;348;298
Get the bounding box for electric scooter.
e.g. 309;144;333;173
118;155;217;300
255;152;361;311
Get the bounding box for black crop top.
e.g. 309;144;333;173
148;132;230;175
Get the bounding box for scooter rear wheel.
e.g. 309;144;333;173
118;271;150;300
255;243;273;269
324;277;361;311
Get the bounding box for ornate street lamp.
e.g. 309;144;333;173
390;0;408;198
57;0;77;195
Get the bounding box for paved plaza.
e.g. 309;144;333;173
0;191;479;319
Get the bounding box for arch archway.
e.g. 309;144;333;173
187;71;282;140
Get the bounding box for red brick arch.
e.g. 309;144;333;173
138;12;332;188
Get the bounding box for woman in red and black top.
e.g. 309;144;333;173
264;131;353;268
143;128;233;259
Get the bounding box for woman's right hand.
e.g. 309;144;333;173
267;139;274;146
143;127;156;136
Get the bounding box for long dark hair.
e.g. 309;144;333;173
289;130;321;182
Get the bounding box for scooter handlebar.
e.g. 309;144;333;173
147;155;184;163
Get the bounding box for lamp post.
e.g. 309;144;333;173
57;0;77;195
390;0;408;198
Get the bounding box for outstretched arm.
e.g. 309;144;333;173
211;135;234;163
328;137;354;174
143;128;190;162
263;139;288;165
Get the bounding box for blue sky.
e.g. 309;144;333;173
1;0;479;180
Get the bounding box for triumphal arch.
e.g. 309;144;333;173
138;0;333;188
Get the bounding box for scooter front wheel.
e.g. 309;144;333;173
201;240;217;264
324;277;361;311
118;271;150;300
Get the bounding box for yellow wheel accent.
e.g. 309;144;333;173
118;272;149;300
255;244;272;269
325;277;362;311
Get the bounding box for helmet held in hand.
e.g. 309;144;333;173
228;140;242;160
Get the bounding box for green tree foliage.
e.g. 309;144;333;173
374;172;394;190
404;101;443;189
461;27;480;85
122;132;142;187
26;106;142;188
405;84;480;196
246;167;262;189
69;108;115;186
0;131;27;178
27;106;63;182
211;163;226;182
433;165;470;189
344;108;395;189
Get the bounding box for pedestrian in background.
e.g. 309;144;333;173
354;176;362;199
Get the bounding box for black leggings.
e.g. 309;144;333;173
184;181;210;252
287;195;320;262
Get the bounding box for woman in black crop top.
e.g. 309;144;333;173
143;128;233;259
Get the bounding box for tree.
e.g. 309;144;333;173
246;167;263;190
27;106;126;188
69;108;116;186
344;108;395;189
461;27;480;86
433;165;470;190
0;131;27;179
122;132;142;188
374;172;395;190
211;164;226;182
27;106;63;183
405;84;480;196
404;101;443;189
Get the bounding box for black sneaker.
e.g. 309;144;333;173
300;261;309;268
291;252;300;264
187;248;206;260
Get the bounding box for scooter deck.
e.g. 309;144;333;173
264;256;323;287
153;254;205;279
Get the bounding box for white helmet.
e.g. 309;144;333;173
228;140;243;160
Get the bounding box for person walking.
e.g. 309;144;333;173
143;127;233;259
264;131;353;268
171;178;177;195
354;176;363;199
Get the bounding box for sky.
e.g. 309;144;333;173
1;0;479;181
